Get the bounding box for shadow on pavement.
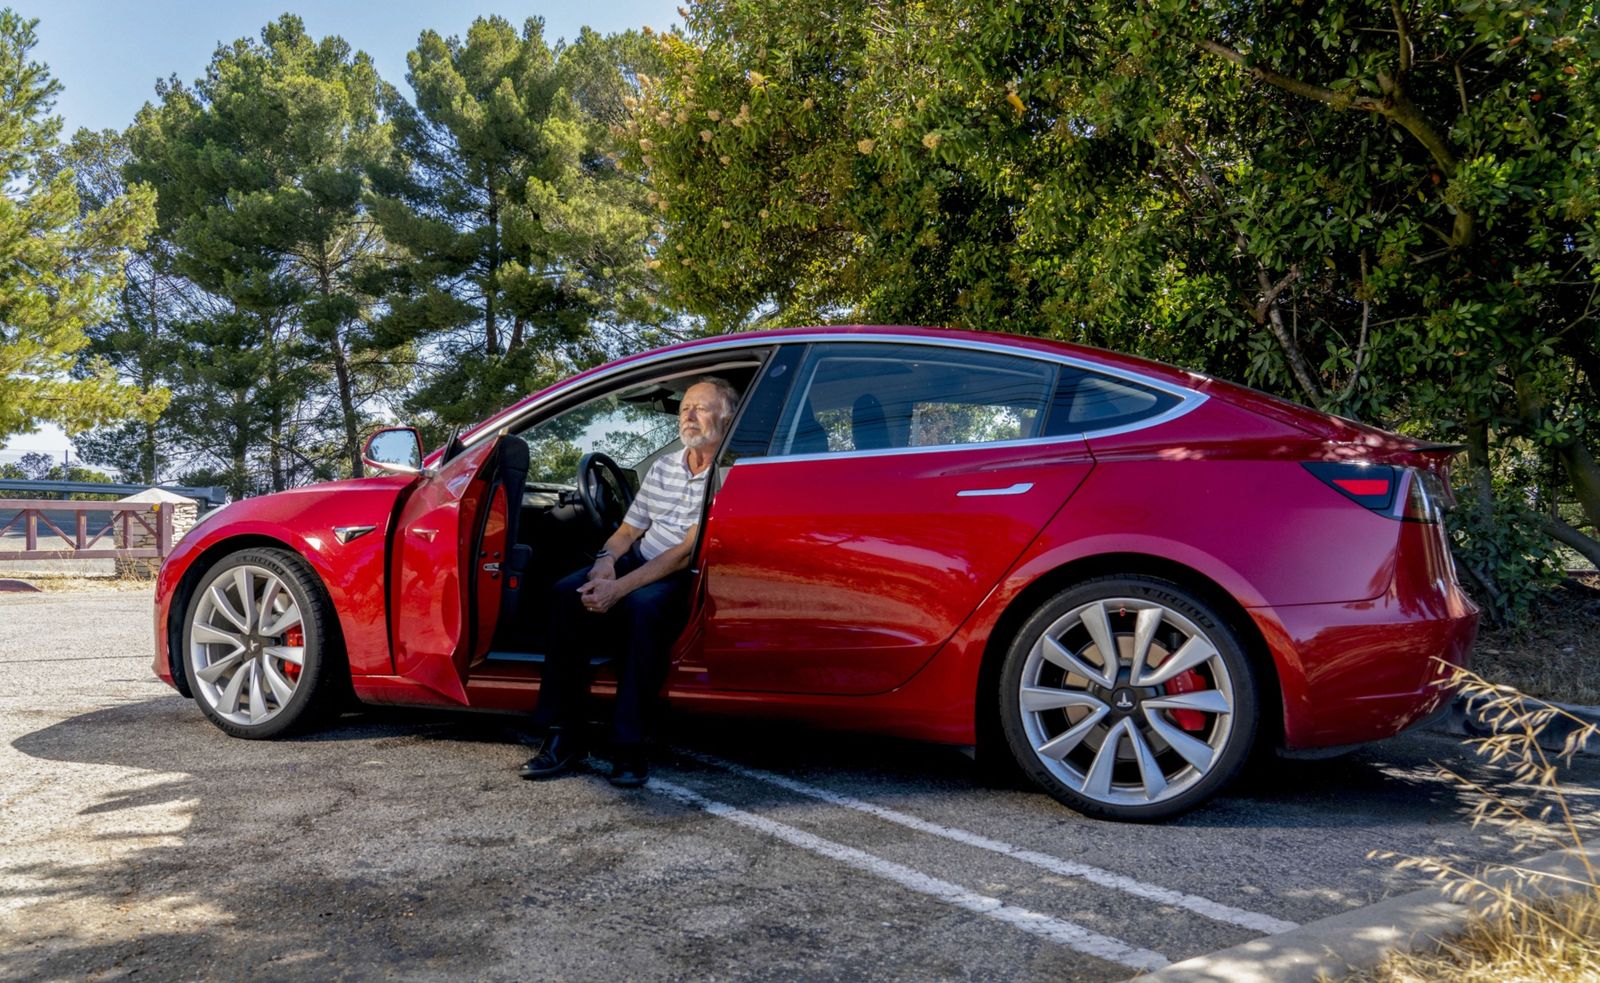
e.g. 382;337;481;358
5;691;1526;981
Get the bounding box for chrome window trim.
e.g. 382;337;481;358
459;332;1206;455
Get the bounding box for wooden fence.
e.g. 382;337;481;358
0;499;174;561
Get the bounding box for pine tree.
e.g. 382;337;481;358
0;11;163;443
126;15;404;480
367;17;665;427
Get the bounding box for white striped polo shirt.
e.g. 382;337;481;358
623;449;710;560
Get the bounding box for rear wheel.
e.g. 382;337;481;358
998;576;1259;821
183;548;343;739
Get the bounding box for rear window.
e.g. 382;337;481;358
1045;369;1180;435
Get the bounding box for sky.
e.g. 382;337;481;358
0;0;682;465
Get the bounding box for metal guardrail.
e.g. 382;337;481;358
0;480;228;509
0;499;174;561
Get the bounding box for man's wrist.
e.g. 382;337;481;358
594;548;617;562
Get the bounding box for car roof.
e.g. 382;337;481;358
447;324;1404;454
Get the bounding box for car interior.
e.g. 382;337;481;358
471;360;763;671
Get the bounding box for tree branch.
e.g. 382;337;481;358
1342;252;1372;402
1196;39;1384;112
1198;29;1475;247
1252;264;1325;403
1529;512;1600;569
1392;1;1413;76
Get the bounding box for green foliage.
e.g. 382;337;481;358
124;15;411;492
0;453;118;499
634;0;1600;619
0;11;164;443
1448;491;1567;626
367;17;668;427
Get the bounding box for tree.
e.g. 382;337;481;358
126;15;405;481
367;16;666;427
631;0;1600;620
52;128;185;484
0;11;164;443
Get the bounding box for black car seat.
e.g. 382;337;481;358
489;435;532;614
851;393;892;450
791;400;831;454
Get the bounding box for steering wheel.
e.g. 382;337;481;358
576;452;636;532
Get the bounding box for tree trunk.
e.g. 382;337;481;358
319;260;363;480
269;404;285;493
484;191;500;356
332;343;361;479
140;270;160;484
1553;439;1600;539
230;396;249;502
1465;419;1493;511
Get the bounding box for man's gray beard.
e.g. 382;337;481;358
681;431;715;450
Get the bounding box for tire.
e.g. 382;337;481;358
182;548;344;739
997;575;1259;822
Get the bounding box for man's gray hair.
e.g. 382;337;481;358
691;376;740;418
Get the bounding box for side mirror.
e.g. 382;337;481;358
362;427;429;476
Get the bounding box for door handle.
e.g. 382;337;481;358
956;482;1034;498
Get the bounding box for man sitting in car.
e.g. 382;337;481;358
519;377;739;787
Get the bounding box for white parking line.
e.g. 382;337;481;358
678;750;1299;936
646;775;1170;972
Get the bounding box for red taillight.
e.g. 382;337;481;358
1333;478;1390;496
1303;462;1451;525
1303;462;1397;511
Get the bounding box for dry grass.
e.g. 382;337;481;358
1345;668;1600;983
22;574;155;593
1346;892;1600;982
1475;573;1600;707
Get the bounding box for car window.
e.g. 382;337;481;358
773;343;1057;456
1045;368;1180;435
516;385;683;486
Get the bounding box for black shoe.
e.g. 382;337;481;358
518;730;585;780
607;752;649;788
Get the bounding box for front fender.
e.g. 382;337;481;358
154;476;416;689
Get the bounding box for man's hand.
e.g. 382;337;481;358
578;576;626;614
589;555;617;581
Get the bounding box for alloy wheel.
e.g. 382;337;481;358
189;564;306;726
1017;596;1236;808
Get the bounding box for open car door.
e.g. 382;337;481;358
389;434;528;704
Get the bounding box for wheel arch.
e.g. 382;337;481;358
165;534;324;698
974;551;1285;759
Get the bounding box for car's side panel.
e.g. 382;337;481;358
697;440;1093;694
152;477;415;688
1082;400;1404;607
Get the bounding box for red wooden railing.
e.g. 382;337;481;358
0;499;174;561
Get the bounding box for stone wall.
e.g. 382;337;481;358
114;489;200;578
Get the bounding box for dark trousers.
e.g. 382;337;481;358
531;548;691;748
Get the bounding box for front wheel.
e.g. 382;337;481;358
183;548;343;739
998;576;1259;821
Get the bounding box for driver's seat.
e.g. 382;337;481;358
491;436;532;615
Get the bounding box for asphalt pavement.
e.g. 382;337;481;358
3;590;1596;981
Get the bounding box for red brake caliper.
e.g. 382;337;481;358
281;626;304;680
1164;670;1207;731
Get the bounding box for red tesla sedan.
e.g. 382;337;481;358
151;326;1477;820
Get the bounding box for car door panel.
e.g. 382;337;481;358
389;436;509;704
700;440;1093;694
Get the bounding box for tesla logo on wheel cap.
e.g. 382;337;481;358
1115;693;1133;709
